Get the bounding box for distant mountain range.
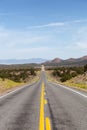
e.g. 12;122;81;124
43;55;87;66
0;55;87;66
0;58;47;64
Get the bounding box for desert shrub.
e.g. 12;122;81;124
30;68;36;76
52;66;84;82
84;64;87;72
0;67;36;82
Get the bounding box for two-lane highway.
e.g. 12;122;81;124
0;71;87;130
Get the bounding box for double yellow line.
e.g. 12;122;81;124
39;83;51;130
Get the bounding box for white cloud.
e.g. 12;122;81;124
75;42;87;49
28;22;64;29
0;18;87;59
0;27;44;49
66;19;87;24
66;42;87;51
0;26;55;58
0;47;58;59
27;19;87;29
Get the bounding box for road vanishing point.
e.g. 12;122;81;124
0;71;87;130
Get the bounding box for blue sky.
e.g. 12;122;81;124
0;0;87;59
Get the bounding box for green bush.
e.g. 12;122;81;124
52;66;84;82
0;68;36;82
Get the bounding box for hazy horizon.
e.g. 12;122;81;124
0;54;86;60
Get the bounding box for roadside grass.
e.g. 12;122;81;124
64;81;87;90
0;78;23;93
0;72;40;95
64;73;87;91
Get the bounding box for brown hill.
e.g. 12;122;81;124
43;55;87;66
66;58;76;62
65;56;87;62
78;56;87;61
51;58;63;63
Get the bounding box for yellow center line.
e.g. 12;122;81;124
44;99;47;104
46;117;51;130
39;82;51;130
39;83;44;130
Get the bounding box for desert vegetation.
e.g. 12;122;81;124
84;64;87;72
46;65;87;90
0;67;40;94
50;66;84;82
0;67;37;83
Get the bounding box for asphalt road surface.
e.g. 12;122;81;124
0;72;87;130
